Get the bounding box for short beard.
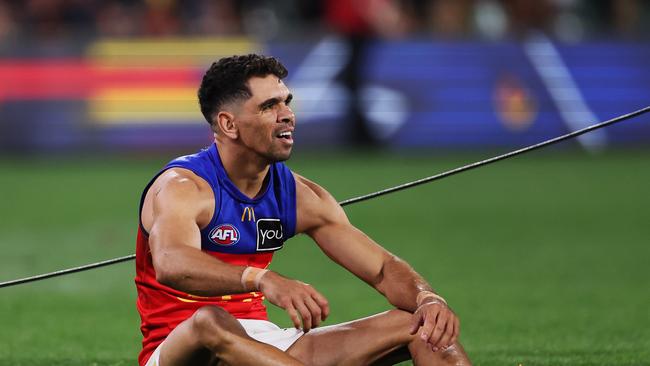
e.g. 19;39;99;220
257;148;292;164
270;150;292;162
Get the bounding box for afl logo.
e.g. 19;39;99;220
209;224;240;246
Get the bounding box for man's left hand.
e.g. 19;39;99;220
409;300;459;352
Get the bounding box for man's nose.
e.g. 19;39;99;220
278;105;294;124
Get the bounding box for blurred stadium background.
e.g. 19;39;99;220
1;1;649;365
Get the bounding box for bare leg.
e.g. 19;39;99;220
409;340;470;366
157;306;304;366
286;309;471;366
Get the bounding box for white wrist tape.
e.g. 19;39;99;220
416;291;447;306
254;268;269;289
241;267;269;291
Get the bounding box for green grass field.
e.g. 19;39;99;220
1;149;649;365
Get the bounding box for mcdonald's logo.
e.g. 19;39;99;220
241;206;256;222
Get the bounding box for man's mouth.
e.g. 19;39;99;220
276;131;293;140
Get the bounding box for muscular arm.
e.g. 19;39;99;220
294;174;432;311
145;169;246;296
295;174;459;349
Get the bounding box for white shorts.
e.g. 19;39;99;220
145;319;303;366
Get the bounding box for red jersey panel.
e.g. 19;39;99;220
135;227;274;365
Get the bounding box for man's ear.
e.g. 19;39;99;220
215;111;238;139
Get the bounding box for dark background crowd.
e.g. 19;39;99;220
0;0;649;44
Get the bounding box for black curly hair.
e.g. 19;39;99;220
198;54;288;127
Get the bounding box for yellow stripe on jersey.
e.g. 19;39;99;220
176;293;260;303
176;296;198;303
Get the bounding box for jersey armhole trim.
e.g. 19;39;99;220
138;166;220;237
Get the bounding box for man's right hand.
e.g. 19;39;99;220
258;271;330;332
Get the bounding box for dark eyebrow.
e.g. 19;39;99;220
259;93;293;110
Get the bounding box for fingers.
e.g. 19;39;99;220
418;309;439;343
426;313;448;352
304;295;324;328
416;303;459;352
437;311;460;350
310;289;330;321
292;298;313;332
285;303;302;330
295;292;328;331
450;317;460;345
434;316;454;351
409;312;423;335
262;275;329;332
283;284;329;332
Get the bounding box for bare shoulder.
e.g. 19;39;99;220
294;173;349;234
294;173;332;202
141;167;215;232
154;168;212;196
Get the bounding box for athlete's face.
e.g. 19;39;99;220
235;75;295;162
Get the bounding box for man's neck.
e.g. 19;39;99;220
216;142;271;199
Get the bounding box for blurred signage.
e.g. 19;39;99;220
1;38;649;151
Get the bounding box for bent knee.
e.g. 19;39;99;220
384;309;415;331
409;341;472;366
363;309;417;344
190;306;243;349
192;305;234;327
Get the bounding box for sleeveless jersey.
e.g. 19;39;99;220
134;143;297;366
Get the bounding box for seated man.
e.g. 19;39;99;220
135;54;472;366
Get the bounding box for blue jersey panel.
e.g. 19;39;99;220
163;143;297;255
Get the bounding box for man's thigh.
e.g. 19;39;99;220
148;306;306;366
285;309;412;365
155;307;248;366
285;309;469;366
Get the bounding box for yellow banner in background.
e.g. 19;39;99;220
86;37;259;125
87;37;259;67
89;87;199;124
